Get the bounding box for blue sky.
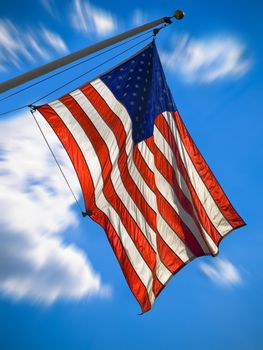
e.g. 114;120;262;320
0;0;262;349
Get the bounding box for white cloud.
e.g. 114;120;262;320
0;19;34;69
41;27;68;53
199;258;242;287
70;0;118;37
161;34;252;83
0;19;68;71
0;113;110;304
41;0;58;18
27;34;50;60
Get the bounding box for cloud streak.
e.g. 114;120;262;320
41;27;68;53
199;258;242;287
161;34;252;83
0;19;68;71
70;0;118;37
0;113;110;304
41;0;59;18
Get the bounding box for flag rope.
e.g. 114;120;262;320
30;35;154;106
30;107;85;216
0;33;155;117
0;29;154;104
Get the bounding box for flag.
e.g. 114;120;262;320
36;41;245;313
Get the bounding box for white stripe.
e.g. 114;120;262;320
69;88;172;285
153;126;219;255
138;141;194;262
90;80;157;208
91;79;131;135
48;98;155;304
92;79;161;216
90;80;198;275
162;111;233;236
90;79;196;267
154;163;210;254
199;228;218;255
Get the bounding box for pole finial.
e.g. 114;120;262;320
174;10;185;20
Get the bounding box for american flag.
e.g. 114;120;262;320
36;41;245;313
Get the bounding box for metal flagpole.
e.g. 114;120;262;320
0;10;184;94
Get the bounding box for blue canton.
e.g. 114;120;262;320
100;41;177;144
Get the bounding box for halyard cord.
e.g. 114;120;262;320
30;35;153;105
0;23;169;116
0;25;166;216
0;104;28;117
30;107;85;215
0;29;154;103
0;35;153;116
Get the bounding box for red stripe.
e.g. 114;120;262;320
37;104;94;211
79;85;168;294
173;111;245;229
133;144;185;273
59;94;159;287
146;137;205;257
37;103;151;313
154;117;208;240
81;84;158;237
83;84;183;281
95;210;152;313
155;115;222;247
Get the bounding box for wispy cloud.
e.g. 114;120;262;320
0;19;34;69
40;0;59;18
0;19;68;71
70;0;118;37
199;258;242;287
41;26;68;53
0;113;111;304
161;34;252;83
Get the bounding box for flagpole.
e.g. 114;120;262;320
0;10;184;94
